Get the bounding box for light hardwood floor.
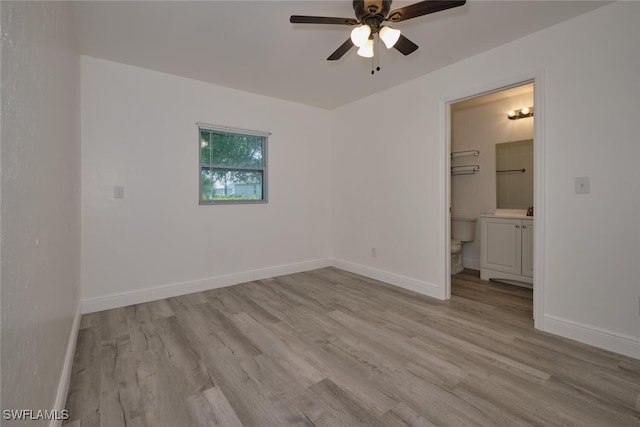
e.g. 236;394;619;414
65;268;640;426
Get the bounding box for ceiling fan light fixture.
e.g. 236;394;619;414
356;38;374;58
291;0;467;63
350;24;371;48
379;26;401;49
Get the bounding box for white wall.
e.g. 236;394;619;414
1;0;81;419
451;92;534;269
332;2;640;357
81;57;332;310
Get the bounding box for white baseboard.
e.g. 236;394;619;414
332;258;440;300
79;258;640;361
541;314;640;360
81;258;333;314
50;303;81;427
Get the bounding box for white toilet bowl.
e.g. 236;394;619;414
451;239;464;274
451;216;477;275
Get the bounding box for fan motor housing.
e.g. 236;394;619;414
353;0;391;28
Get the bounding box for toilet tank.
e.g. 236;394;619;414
452;216;477;242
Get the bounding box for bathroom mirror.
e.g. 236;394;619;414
496;139;533;209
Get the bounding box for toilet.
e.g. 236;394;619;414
451;216;477;275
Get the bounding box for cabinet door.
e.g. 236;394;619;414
481;218;522;275
521;220;534;278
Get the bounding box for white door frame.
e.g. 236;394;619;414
439;70;546;327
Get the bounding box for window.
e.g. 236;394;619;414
199;124;268;204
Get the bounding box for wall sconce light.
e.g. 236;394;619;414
507;106;534;120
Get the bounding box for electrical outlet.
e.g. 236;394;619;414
114;186;124;199
371;247;377;258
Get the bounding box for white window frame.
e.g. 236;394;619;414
198;123;269;205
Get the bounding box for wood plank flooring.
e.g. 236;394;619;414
64;268;640;426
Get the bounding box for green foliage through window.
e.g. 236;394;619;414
199;127;267;204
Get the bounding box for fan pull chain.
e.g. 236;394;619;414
371;36;381;75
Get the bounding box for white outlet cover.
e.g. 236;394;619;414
114;186;124;199
574;177;590;194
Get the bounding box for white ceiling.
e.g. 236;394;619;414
71;1;608;110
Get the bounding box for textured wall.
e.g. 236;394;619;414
1;1;81;420
80;57;332;305
332;2;640;355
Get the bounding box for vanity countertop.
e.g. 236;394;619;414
481;213;534;220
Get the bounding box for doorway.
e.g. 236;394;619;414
442;76;545;326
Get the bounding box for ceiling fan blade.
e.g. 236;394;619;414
394;34;419;56
290;15;359;25
387;0;466;22
327;39;354;61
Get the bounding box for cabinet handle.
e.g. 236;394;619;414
516;225;520;228
523;225;527;229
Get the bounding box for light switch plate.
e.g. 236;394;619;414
114;186;124;199
574;177;590;194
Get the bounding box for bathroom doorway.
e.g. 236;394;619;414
444;79;542;322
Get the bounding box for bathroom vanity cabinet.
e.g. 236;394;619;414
480;215;533;287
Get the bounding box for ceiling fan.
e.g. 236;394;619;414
290;0;467;61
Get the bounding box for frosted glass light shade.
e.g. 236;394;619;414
379;26;401;49
521;107;530;115
350;25;371;48
357;38;374;58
